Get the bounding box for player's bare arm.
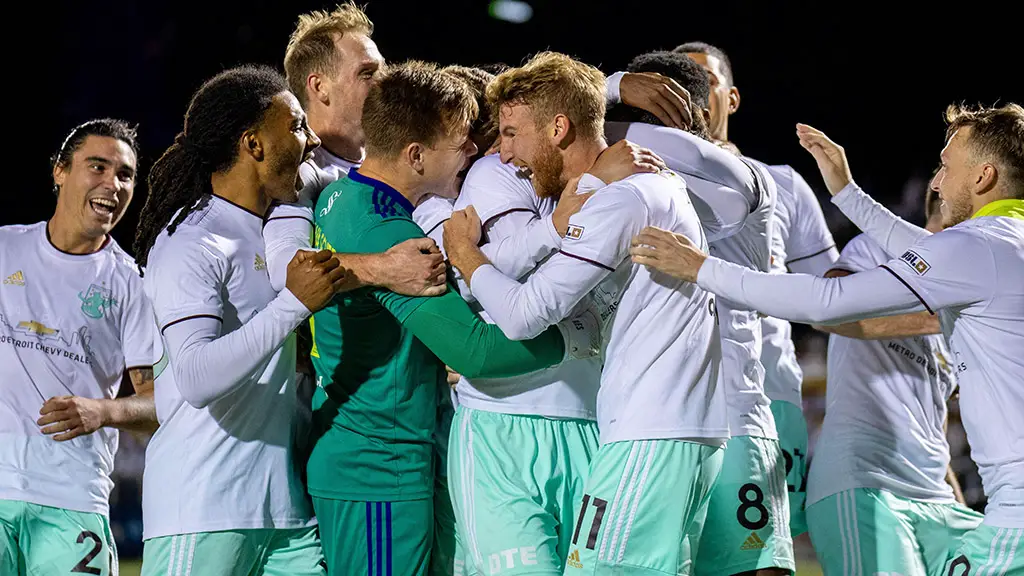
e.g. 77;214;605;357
37;366;158;441
811;269;941;339
335;237;447;296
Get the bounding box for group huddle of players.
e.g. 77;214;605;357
2;3;1022;576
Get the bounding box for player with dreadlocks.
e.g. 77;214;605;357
135;64;343;576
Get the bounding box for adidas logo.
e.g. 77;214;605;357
740;532;766;550
3;271;25;286
566;549;583;569
254;254;267;271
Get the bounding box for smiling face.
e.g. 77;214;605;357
930;127;979;228
497;102;565;198
256;91;321;204
52;134;137;240
421;120;478;200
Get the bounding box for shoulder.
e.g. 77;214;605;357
412;195;454;236
0;222;43;245
457;154;538;219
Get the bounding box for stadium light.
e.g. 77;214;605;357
488;0;533;24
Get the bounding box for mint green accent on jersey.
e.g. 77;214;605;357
696;436;794;576
806;488;983;576
564;440;723;576
448;407;598;575
771;400;809;536
307;174;565;502
78;284;117;319
312;496;430;576
142;526;324;576
0;498;116;576
942;524;1024;576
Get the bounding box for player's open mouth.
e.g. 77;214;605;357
89;198;117;217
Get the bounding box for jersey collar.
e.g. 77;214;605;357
348;168;415;216
970;199;1024;221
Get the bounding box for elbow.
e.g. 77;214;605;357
172;368;215;409
180;388;213;410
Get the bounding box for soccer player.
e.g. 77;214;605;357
306;61;600;576
0;119;159;576
676;41;841;536
610;50;793;576
133;65;344;576
444;52;729;576
804;186;983;575
628;103;1024;576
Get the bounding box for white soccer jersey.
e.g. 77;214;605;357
695;192;1024;527
807;233;957;506
413;194;454;252
0;222;157;515
448;154;601;419
142;196;315;538
759;164;839;408
263;147;358;291
471;170;728;444
707;158;777;438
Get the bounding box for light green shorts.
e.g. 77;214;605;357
943;523;1024;576
448;406;599;575
770;400;809;536
141;526;325;576
0;498;117;576
695;435;794;576
806;488;983;576
563;439;723;576
313;496;431;576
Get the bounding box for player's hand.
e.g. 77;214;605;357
619;72;693;130
443;206;483;257
38;396;106;441
445;366;461;390
286;249;348;312
796;124;854;196
379;238;448;297
552;177;595;236
588;140;666;184
629;226;706;283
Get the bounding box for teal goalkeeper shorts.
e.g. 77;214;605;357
448;406;599;575
313;496;431;576
770;400;809;536
141;526;325;576
942;523;1024;576
564;439;724;576
0;498;117;576
695;435;794;576
806;488;983;576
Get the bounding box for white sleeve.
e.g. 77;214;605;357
779;167;840;274
119;271;160;369
470;186;646;339
161;289;309;408
605;71;625;106
696;257;925;325
480;209;561;281
832;182;930;257
880;227;991;313
263;203;313;293
831;233;888;274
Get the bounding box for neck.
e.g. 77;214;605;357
974;188;1014;214
566;137;609;181
46;215;105;255
356;158;429;207
309;111;363;163
210;163;270;217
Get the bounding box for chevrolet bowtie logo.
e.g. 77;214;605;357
16;320;58;336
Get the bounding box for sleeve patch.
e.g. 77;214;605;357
566;224;585;240
899;250;931;275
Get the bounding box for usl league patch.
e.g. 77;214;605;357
566;224;585;240
899;250;930;275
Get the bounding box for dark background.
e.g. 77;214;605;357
7;0;1018;561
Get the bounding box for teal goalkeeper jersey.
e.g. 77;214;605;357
307;169;566;501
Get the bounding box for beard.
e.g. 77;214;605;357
942;184;974;227
531;139;566;199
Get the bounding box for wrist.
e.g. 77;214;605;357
96;398;116;427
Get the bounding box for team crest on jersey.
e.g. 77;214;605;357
566;224;585;240
899;250;930;275
78;284;117;319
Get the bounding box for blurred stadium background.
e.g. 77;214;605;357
16;0;1019;573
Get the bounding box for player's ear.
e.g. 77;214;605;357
309;73;329;105
728;86;741;114
406;142;426;174
52;161;67;193
241;129;264;162
975;162;997;194
551;114;574;149
701;108;712;128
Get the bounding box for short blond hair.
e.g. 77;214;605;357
284;2;373;108
363;61;479;159
945;103;1024;198
442;65;498;147
486;52;606;141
